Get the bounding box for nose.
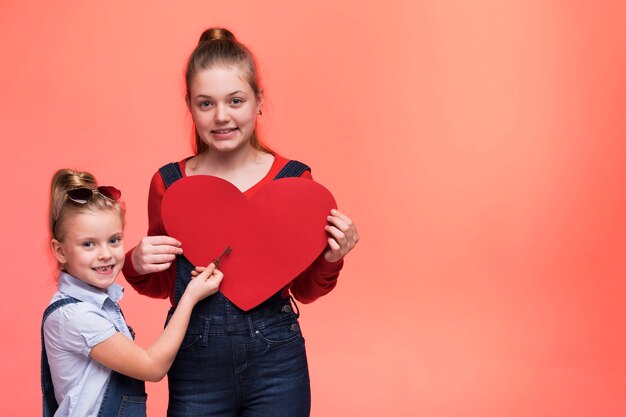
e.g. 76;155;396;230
214;103;230;123
98;245;112;260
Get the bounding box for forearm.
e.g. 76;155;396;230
122;249;173;300
90;295;195;382
290;256;343;303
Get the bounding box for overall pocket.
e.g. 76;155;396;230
255;316;303;348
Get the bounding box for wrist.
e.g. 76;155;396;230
178;292;196;307
123;249;141;277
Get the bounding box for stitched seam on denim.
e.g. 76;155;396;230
158;162;183;188
274;160;310;179
202;318;211;347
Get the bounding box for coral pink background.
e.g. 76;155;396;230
1;1;626;415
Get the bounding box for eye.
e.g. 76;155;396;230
198;100;213;109
82;241;95;248
109;236;122;245
230;98;243;105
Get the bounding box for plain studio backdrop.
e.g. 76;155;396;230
1;1;626;415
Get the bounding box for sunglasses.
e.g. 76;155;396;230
52;186;122;239
66;186;122;204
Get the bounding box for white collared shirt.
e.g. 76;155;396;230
43;272;133;417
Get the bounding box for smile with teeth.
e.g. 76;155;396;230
212;128;237;133
92;265;114;273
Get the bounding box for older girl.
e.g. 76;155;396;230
123;28;359;417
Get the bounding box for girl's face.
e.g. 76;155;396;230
187;65;262;154
51;210;124;291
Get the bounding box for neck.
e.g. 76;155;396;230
195;144;263;175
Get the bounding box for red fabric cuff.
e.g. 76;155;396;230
122;248;140;278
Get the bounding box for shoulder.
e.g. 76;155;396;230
149;170;166;194
269;152;311;176
151;157;191;192
272;155;312;179
44;301;116;354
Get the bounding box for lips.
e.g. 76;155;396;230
211;128;238;134
210;127;239;140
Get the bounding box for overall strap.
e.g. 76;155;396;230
159;162;193;304
41;297;80;417
274;160;311;179
159;162;183;188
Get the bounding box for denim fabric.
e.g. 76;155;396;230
97;370;146;417
166;293;311;417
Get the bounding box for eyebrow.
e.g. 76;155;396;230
194;90;249;99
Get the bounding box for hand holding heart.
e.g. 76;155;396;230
323;209;359;263
131;235;183;274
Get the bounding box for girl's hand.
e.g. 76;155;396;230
190;265;206;278
183;263;224;304
131;236;183;274
324;209;359;263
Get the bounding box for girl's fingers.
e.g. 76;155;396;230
323;210;359;263
327;215;350;232
144;235;182;247
148;253;178;264
325;225;348;246
327;237;341;251
143;262;173;273
149;244;183;256
197;263;217;279
329;209;353;226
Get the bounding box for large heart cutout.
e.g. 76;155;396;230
161;175;336;311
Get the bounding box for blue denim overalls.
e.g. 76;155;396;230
160;160;312;417
41;297;147;417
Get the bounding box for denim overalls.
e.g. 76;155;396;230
41;298;147;417
160;160;312;417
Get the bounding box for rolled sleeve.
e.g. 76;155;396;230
57;303;118;356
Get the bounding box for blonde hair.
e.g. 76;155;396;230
185;27;270;154
48;169;125;269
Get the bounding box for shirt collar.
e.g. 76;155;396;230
58;271;124;308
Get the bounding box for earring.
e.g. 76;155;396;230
257;108;263;115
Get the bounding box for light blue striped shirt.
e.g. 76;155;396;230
43;272;133;417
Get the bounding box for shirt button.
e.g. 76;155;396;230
290;324;299;332
281;305;292;313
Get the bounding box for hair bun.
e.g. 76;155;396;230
199;27;236;44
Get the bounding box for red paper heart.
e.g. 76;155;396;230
161;176;337;311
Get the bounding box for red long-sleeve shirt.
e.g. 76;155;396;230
122;154;343;306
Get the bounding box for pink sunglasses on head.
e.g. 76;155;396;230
65;186;121;204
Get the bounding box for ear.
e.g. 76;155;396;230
257;89;264;108
51;239;67;265
185;94;191;112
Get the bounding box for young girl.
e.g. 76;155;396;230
123;28;359;417
42;169;224;417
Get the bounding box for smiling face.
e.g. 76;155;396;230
187;65;262;154
51;209;124;291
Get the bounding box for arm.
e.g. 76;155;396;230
290;171;359;303
290;255;343;304
122;171;182;299
91;264;223;382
